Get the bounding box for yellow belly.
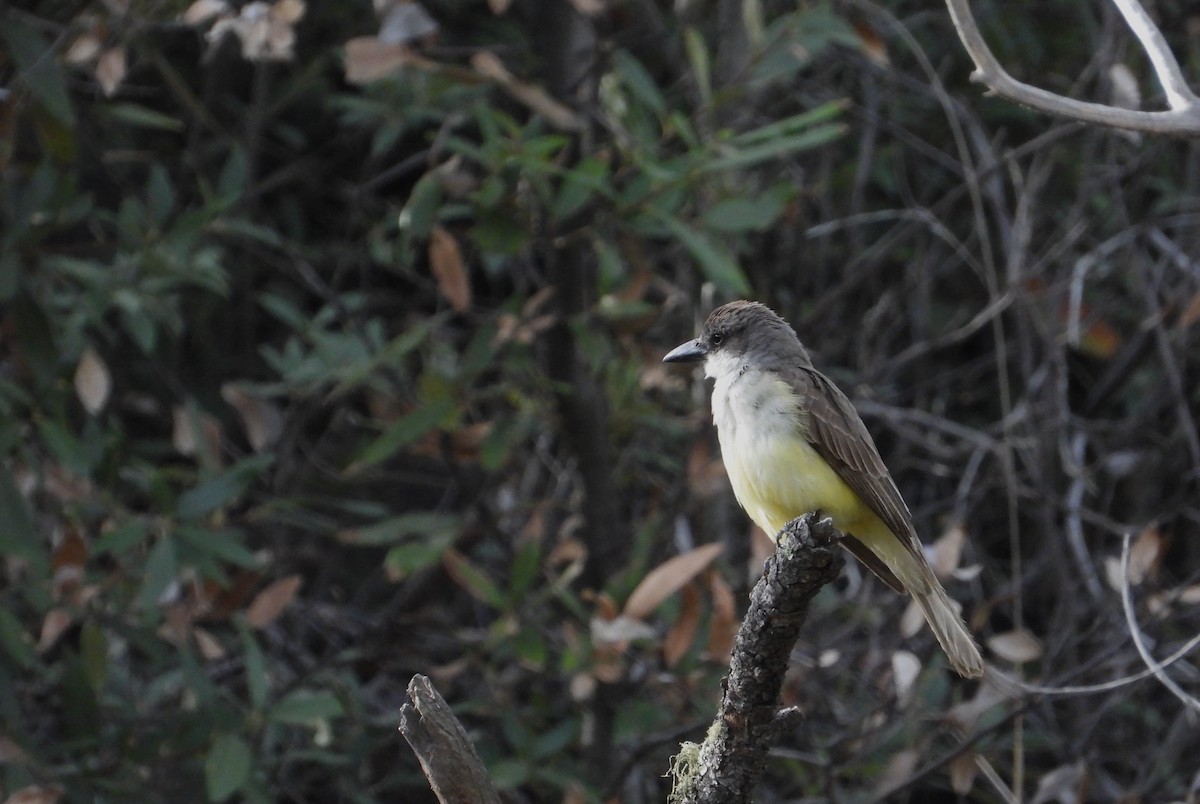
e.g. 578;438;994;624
722;428;866;538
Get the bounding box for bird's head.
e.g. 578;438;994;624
663;300;810;379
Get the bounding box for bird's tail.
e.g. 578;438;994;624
912;577;985;678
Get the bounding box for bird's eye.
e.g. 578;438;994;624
711;332;724;345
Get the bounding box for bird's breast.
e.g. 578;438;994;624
712;370;862;538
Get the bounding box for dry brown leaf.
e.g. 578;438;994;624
705;571;737;660
1178;291;1200;330
590;615;656;644
2;785;65;804
245;575;303;628
944;674;1013;731
378;0;439;45
852;18;889;66
182;0;228;25
1108;64;1141;110
931;522;966;579
818;649;840;667
51;530;87;601
193;627;227;660
623;542;724;620
1129;525;1166;584
429;226;470;312
568;672;595;702
987;629;1043;664
470;51;585;131
949;749;978;795
96;47;126;97
273;0;306;24
891;650;921;706
221;384;284;452
343;36;413;83
65;32;103;65
37;609;74;653
662;583;700;667
568;0;606;14
873;747;921;799
74;346;111;415
0;735;30;764
1030;760;1088;804
171;406;223;461
899;597;925;638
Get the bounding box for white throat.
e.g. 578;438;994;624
703;349;744;380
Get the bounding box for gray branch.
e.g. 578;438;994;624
671;514;844;803
400;674;503;804
945;0;1200;135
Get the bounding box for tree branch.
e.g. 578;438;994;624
400;674;503;804
944;0;1200;136
671;514;844;803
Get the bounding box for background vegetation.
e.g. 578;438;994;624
2;0;1198;801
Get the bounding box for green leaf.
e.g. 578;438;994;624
508;540;542;599
102;103;186;131
703;124;845;173
342;512;461;546
269;689;345;725
684;28;712;106
404;173;444;239
80;621;108;691
95;519;149;556
206;733;252;803
702;188;791;233
0;15;73;124
731;101;846;145
0;608;36;670
613;50;666;114
354;397;457;468
552;157;610;221
444;550;507;609
238;622;269;710
0;463;41;565
177;455;275;521
137;536;178;609
383;538;452;580
175;526;260;569
658;215;751;294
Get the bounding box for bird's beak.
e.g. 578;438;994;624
663;338;709;363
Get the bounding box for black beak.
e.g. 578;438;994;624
663;338;709;363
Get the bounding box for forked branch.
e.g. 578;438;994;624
945;0;1200;135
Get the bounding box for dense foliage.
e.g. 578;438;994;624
2;0;1198;801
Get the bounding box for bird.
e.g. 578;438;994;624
664;300;984;678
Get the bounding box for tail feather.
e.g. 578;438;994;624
912;580;984;678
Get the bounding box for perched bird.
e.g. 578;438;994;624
664;300;984;678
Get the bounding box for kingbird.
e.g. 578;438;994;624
664;300;984;678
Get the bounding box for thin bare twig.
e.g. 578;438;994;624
945;0;1200;135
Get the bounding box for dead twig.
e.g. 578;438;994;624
670;514;844;804
945;0;1200;135
400;674;503;804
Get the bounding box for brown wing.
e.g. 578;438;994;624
785;365;924;567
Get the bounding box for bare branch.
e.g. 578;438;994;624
1110;0;1199;109
670;514;844;804
945;0;1200;136
400;675;503;804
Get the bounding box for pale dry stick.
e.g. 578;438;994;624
1108;0;1199;109
945;0;1200;135
1063;430;1105;602
1117;534;1200;715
